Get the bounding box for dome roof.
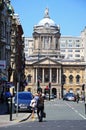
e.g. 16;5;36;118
38;17;56;26
37;8;57;27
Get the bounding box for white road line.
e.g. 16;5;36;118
65;102;86;120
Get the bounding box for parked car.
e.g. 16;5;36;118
14;91;33;112
63;93;76;101
45;93;54;100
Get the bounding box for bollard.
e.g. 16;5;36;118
9;96;12;121
49;89;50;101
85;103;86;114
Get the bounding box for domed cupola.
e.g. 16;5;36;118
37;8;57;27
33;8;61;60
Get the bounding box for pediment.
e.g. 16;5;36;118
39;59;56;65
33;57;61;66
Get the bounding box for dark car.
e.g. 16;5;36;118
63;93;76;101
14;91;33;112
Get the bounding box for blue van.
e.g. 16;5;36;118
14;91;33;112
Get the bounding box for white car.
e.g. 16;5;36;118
45;93;54;100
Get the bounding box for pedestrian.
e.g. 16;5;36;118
34;93;39;102
37;92;45;122
76;93;80;103
3;89;12;113
1;91;4;103
30;97;37;118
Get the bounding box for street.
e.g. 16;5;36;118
1;99;86;130
44;99;86;120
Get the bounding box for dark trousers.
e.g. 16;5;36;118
37;106;44;122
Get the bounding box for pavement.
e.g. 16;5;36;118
0;102;32;127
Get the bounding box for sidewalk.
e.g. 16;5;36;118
0;102;31;127
0;112;31;127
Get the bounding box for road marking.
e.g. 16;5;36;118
65;102;86;120
79;113;86;119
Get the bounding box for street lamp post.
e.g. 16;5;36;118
49;82;51;100
61;73;65;98
37;48;42;93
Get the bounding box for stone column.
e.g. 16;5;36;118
42;68;44;83
33;68;36;83
36;68;37;83
50;68;52;82
57;68;58;83
59;68;61;84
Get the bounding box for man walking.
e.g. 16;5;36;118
37;92;44;122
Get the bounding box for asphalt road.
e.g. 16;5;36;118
1;99;86;130
44;99;86;120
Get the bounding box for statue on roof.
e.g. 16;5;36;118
44;8;50;18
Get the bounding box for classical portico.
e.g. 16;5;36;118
25;57;62;98
34;58;61;84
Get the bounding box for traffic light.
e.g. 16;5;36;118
37;80;42;93
37;80;40;88
82;84;85;91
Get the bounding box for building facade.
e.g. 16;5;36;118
24;8;86;98
0;1;25;98
60;36;84;61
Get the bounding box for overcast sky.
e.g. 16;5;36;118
11;0;86;37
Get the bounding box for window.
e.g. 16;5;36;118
60;43;65;48
75;54;80;57
76;75;80;83
27;74;32;83
76;40;80;42
75;50;80;52
68;40;72;42
37;68;42;82
68;49;73;52
44;68;49;82
69;75;73;83
68;43;72;47
60;40;66;43
44;36;49;49
61;49;65;52
75;43;80;47
52;68;57;83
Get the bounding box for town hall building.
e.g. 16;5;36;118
24;8;86;99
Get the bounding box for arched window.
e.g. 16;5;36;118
27;74;31;83
52;68;57;83
69;75;73;83
76;75;80;83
